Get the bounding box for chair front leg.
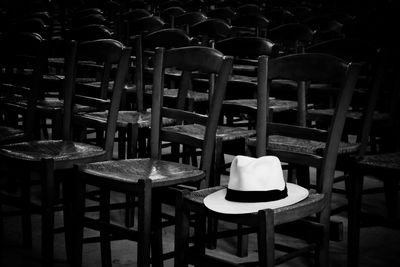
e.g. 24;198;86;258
138;179;152;267
258;209;275;267
175;190;191;267
40;158;56;267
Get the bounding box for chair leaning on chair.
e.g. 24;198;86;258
175;53;361;267
0;39;131;267
68;46;233;267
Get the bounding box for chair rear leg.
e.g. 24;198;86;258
100;188;112;267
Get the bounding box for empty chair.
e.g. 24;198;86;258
206;6;235;24
267;22;314;54
125;15;165;43
173;11;207;34
68;45;233;267
0;39;131;266
231;13;269;38
235;3;263;16
69;13;108;29
160;6;185;27
190;18;231;46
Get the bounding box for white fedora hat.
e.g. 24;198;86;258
204;155;309;214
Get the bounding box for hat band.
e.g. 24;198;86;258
225;185;288;203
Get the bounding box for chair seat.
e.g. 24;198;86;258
144;85;209;102
0;126;25;144
247;135;360;155
184;186;326;223
163;123;256;142
308;108;391;122
0;140;105;162
223;98;298;113
37;99;95;113
14;99;95;113
76;80;114;93
357;152;400;171
79;158;205;188
85;110;175;128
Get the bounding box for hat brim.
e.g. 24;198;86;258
204;183;309;214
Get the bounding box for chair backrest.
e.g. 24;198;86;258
0;32;46;140
255;53;361;195
235;3;263;16
190;18;232;46
173;11;207;34
122;8;152;21
214;36;278;128
267;22;314;54
126;15;166;43
137;28;193;109
266;7;297;28
160;6;186;26
70;13;107;29
66;24;113;41
7;18;49;38
150;46;233;186
231;13;269;38
215;36;278;59
206;7;235;24
62;39;131;159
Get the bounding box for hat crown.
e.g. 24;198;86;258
228;155;285;192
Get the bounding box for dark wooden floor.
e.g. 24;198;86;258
1;171;399;267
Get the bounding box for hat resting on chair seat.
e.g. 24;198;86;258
204;155;309;214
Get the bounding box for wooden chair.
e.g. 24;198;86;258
235;3;263;16
119;8;152;41
304;41;388;243
346;44;400;267
230;13;269;38
0;39;131;267
68;46;233;267
173;11;207;34
0;32;45;145
175;53;361;267
189;18;232;47
267;22;314;55
348;151;400;267
125;15;166;44
69;13;108;30
160;6;186;27
266;7;297;28
206;6;235;24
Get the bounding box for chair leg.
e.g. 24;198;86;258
68;166;85;267
124;124;139;227
41;159;56;267
118;128;127;159
138;179;152;267
257;209;275;267
21;171;32;248
127;123;139;159
384;176;398;223
100;188;112;267
63;168;83;267
347;172;363;267
236;224;249;257
175;191;190;267
0;203;4;240
151;195;163;267
194;212;207;267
